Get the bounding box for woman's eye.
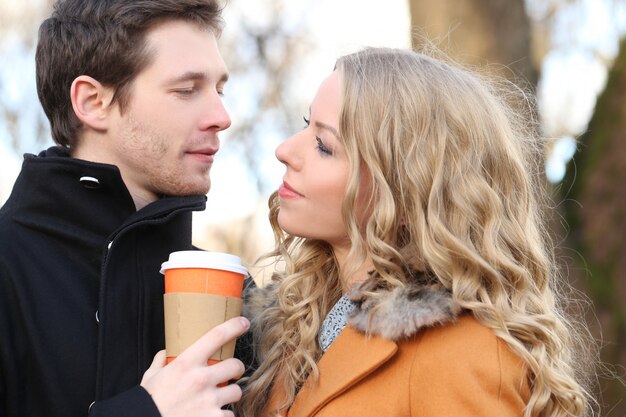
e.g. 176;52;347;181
315;136;333;156
303;116;310;129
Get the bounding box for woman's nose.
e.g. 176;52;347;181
275;132;303;170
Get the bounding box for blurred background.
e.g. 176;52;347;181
1;0;625;413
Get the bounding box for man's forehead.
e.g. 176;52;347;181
140;20;227;81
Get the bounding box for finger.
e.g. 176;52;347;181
192;358;245;388
152;349;167;367
204;358;246;386
179;317;250;365
215;382;243;406
141;350;167;384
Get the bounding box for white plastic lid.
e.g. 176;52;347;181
160;251;248;275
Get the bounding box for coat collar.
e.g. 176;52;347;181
288;326;396;417
250;273;461;344
251;275;462;417
6;146;207;229
3;146;207;253
294;280;461;417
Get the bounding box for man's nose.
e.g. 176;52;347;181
202;93;231;132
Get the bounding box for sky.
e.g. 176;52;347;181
1;0;624;243
535;0;626;182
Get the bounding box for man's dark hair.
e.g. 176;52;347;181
36;0;224;148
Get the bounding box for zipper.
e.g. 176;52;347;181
93;201;204;400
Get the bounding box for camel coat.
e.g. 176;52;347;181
256;284;530;417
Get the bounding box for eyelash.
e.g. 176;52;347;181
175;88;225;98
316;137;332;156
303;116;332;156
175;88;196;97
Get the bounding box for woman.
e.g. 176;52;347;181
238;48;595;417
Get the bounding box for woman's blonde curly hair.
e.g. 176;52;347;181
237;47;596;417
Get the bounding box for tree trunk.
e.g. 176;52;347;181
562;38;626;410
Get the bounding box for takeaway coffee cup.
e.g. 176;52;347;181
160;251;248;365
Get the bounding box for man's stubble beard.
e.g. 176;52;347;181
120;115;212;198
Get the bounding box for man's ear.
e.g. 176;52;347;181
70;75;116;131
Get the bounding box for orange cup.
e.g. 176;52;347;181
160;251;247;366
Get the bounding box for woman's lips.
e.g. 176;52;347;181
278;181;304;199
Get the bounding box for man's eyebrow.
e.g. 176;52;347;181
315;121;339;139
164;71;229;85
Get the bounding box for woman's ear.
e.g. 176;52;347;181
70;75;115;131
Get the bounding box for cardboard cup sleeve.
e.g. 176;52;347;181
164;293;243;360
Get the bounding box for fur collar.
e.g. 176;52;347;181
246;279;461;343
347;283;461;341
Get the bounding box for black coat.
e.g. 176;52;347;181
0;147;253;416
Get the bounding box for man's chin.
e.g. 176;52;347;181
160;180;211;197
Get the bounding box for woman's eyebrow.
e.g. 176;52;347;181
315;121;339;139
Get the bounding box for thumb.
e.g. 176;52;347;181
141;350;167;384
152;349;168;367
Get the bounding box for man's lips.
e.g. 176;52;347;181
278;181;304;199
186;147;218;163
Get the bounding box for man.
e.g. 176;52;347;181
0;1;251;416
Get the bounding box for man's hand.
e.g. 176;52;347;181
141;317;250;417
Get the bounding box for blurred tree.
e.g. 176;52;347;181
0;1;53;154
562;38;626;410
219;0;311;195
408;0;537;85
